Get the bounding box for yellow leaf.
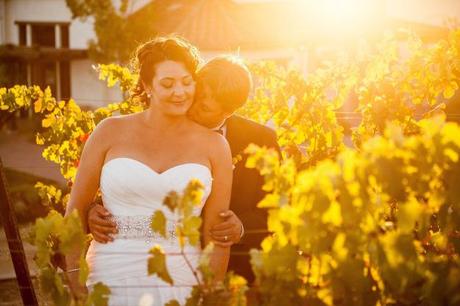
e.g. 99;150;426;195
444;148;458;162
147;245;174;285
34;99;42;113
431;232;448;249
15;97;25;106
317;286;333;305
150;211;167;238
46;101;55;111
36;134;45;145
64;166;77;180
443;81;458;99
321;201;342;226
332;233;348;261
398;197;422;232
42;117;53;128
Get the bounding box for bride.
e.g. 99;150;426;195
64;36;233;305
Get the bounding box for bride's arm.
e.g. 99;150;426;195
202;133;233;282
64;118;112;293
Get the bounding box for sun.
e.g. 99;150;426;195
294;0;383;36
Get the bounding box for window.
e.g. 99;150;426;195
32;24;56;47
18;24;26;46
13;22;72;100
61;25;69;48
31;62;57;97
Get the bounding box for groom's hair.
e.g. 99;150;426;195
196;55;252;113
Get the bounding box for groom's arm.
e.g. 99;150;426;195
87;201;117;243
210;210;244;246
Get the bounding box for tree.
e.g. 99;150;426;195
66;0;150;63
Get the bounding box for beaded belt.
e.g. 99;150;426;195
110;215;177;243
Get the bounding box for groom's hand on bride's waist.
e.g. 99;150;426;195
87;202;117;243
210;210;244;247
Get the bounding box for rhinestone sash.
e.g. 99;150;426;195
110;215;177;243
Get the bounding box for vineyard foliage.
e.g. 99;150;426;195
1;29;459;305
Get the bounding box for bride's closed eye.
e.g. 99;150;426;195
182;76;194;86
160;79;174;89
159;76;193;89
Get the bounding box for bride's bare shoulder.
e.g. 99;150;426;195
95;112;142;129
90;113;140;142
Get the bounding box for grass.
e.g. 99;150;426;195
2;167;64;225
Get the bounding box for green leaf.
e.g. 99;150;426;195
79;255;89;286
85;282;111;306
147;245;174;285
59;210;86;255
39;267;71;306
198;243;215;284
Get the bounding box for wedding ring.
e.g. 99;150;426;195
224;235;228;241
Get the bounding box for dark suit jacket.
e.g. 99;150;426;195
225;115;280;283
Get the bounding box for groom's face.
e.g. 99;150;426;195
188;84;231;128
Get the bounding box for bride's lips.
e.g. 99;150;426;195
169;99;189;105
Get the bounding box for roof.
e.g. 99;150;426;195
0;44;87;61
128;0;449;52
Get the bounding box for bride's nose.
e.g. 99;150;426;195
172;84;187;98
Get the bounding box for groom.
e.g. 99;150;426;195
87;55;280;283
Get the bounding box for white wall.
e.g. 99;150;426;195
71;59;123;109
2;0;95;47
0;0;6;44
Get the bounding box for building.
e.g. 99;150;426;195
0;0;122;108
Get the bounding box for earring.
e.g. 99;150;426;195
146;92;151;98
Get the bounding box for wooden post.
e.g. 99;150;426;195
0;157;38;305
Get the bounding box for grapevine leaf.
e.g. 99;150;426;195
163;191;179;212
151;210;167;238
182;216;202;247
147;245;173;286
85;282;111;306
165;300;180;306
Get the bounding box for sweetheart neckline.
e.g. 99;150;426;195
102;157;212;176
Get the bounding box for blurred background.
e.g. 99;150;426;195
1;0;459;108
0;0;459;304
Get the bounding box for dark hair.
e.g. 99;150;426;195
196;55;252;113
131;35;202;106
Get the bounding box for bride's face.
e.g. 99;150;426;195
147;60;195;116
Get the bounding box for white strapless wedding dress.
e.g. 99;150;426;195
86;158;212;306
